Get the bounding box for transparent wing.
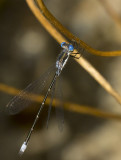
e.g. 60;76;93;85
6;65;56;115
46;80;56;129
55;76;64;132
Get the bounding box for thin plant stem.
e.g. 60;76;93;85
1;83;121;121
36;0;121;56
25;0;121;106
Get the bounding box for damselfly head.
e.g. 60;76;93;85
61;42;67;48
68;44;74;52
61;42;74;52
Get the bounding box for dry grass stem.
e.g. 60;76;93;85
76;58;121;105
25;0;121;106
1;0;120;122
36;0;121;57
1;83;121;121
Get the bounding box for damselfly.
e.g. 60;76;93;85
6;42;79;155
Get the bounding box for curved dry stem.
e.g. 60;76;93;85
26;0;67;44
25;0;121;106
36;0;121;57
76;58;121;105
100;0;121;29
1;83;121;121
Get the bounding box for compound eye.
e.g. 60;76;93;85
69;44;74;52
61;42;66;48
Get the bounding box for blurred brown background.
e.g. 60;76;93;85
1;0;121;160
